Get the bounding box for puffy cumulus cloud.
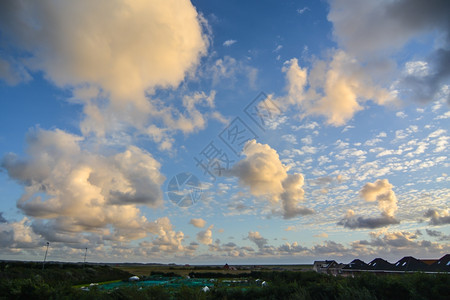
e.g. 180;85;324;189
338;209;399;229
281;51;395;126
145;217;185;253
0;218;40;250
312;240;348;256
280;174;314;218
338;179;399;229
1;128;165;244
328;0;450;104
352;230;445;254
189;218;207;228
0;0;210;139
424;209;450;225
227;140;313;219
277;242;309;255
247;231;268;250
197;225;214;245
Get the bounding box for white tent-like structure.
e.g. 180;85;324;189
129;276;139;282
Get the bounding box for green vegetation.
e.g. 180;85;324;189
0;261;449;299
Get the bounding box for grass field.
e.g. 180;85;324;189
115;264;313;277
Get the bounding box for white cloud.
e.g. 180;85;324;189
223;39;237;47
0;0;209;138
297;7;310;15
281;51;396;126
1;128;165;243
248;231;268;250
197;225;214;245
360;179;398;217
190;218;207;228
396;111;407;118
338;179;399;229
424;209;450;225
226;140;313;219
141;217;185;253
209;56;258;89
328;0;450;104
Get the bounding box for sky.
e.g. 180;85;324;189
0;0;449;265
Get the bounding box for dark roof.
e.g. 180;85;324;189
431;254;450;272
393;256;429;272
367;258;394;271
343;259;368;270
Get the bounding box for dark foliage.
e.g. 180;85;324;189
0;262;449;300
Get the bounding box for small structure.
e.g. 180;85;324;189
223;263;237;270
313;260;334;273
129;276;139;282
313;260;345;275
202;286;210;292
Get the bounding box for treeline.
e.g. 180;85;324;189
1;263;449;299
0;261;132;285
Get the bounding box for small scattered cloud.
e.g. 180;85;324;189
273;45;283;52
297;7;310;15
189;218;206;228
284;226;296;231
313;232;328;238
223;39;237;47
396;111;407;118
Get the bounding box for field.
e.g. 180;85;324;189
114;263;312;277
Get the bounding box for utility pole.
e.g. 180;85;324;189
84;248;87;267
42;242;49;270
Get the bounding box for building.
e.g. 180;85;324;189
313;260;346;275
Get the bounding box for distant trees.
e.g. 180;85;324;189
0;262;449;299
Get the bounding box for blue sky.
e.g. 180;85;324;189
0;0;449;264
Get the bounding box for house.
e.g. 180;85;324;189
314;254;449;276
313;260;345;275
313;260;334;273
366;258;395;272
430;254;450;272
393;256;429;272
342;259;369;276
